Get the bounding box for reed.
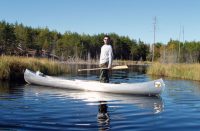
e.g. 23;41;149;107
147;62;200;81
0;56;69;80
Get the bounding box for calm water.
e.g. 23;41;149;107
1;65;200;130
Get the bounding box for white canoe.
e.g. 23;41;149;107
24;69;165;95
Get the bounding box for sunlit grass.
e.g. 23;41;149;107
0;56;69;80
147;62;200;81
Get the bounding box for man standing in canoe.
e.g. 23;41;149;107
99;35;113;83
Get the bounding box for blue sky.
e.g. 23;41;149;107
0;0;200;44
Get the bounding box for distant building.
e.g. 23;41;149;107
26;49;36;57
41;49;60;60
14;45;60;60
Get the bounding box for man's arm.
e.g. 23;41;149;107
108;46;113;69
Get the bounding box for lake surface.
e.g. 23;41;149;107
1;65;200;130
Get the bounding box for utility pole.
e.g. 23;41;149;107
182;26;184;43
178;25;181;63
181;26;184;63
152;16;157;62
178;25;184;63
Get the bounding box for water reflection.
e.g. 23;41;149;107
0;81;24;97
97;101;110;131
22;85;164;130
0;82;10;94
24;85;164;114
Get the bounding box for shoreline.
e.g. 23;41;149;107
61;59;150;66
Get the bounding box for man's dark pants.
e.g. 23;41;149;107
99;62;109;83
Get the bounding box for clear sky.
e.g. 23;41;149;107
0;0;200;44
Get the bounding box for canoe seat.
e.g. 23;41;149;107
36;71;45;77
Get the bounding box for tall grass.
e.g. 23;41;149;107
147;63;200;81
0;56;69;80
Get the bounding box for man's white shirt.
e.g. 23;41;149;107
100;44;113;68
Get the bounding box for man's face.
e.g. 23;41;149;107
103;37;109;44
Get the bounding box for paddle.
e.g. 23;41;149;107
78;65;128;72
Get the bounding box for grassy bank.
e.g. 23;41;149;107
147;63;200;81
0;56;69;80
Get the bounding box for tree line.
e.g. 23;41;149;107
0;20;199;63
159;39;200;63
